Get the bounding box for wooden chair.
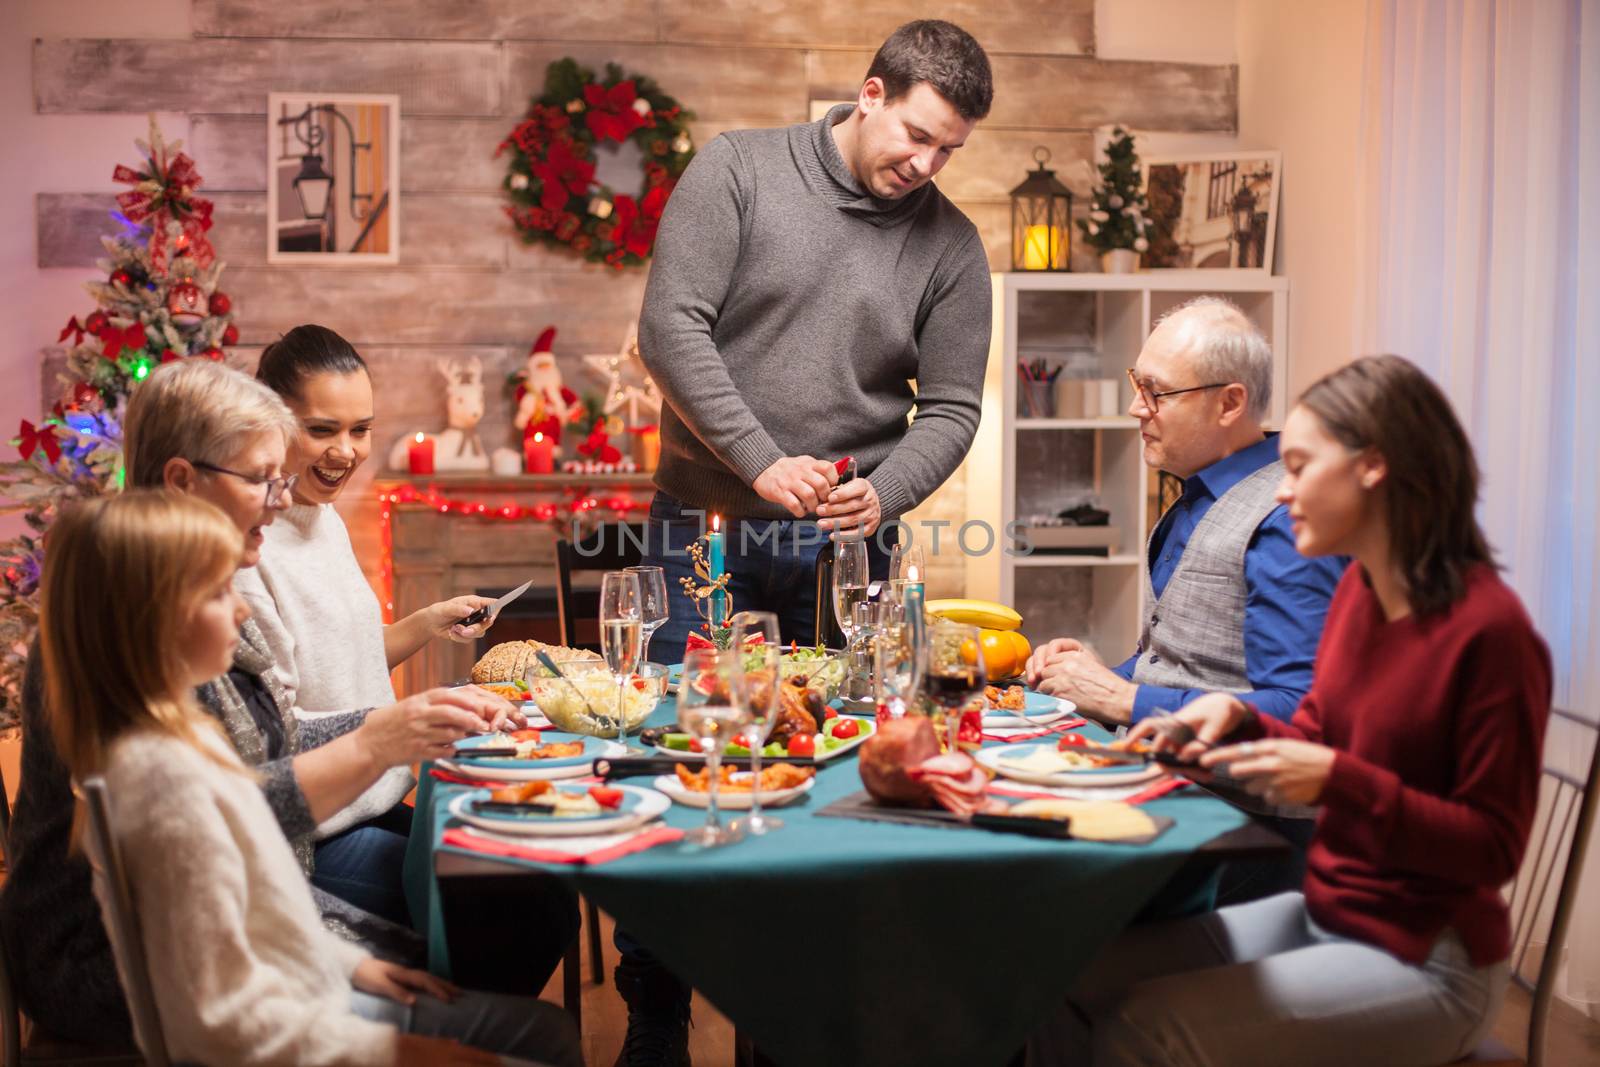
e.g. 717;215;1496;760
0;767;141;1067
1456;706;1600;1066
554;521;647;987
75;777;176;1067
555;523;647;651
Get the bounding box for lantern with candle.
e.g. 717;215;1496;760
1010;146;1072;272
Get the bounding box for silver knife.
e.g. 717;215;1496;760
459;578;532;627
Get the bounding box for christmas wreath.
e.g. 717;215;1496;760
499;58;696;270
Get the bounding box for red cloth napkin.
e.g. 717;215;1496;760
1121;776;1191;805
981;717;1088;743
441;824;684;865
430;767;512;788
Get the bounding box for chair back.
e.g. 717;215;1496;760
77;777;172;1067
1503;706;1600;1067
555;523;646;648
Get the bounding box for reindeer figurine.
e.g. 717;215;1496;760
387;356;491;472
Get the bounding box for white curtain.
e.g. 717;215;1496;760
1356;0;1600;1014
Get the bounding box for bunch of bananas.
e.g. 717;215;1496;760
926;599;1030;679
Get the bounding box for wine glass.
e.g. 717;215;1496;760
598;571;642;738
924;620;987;753
728;611;782;835
677;647;750;847
847;599;885;701
873;621;924;719
832;533;869;657
625;565;670;662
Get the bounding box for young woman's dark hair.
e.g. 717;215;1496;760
255;324;367;401
1297;354;1494;616
866;20;993;121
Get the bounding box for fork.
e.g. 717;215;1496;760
1144;708;1212;752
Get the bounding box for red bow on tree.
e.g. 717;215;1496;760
101;323;148;361
16;420;61;465
534;137;596;212
583;80;646;143
576;426;622;464
58;316;87;346
113;147;217;272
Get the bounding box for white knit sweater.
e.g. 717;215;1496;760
99;728;397;1066
235;503;413;837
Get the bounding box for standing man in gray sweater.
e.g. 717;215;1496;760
639;19;995;657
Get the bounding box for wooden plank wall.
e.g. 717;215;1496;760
32;0;1236;599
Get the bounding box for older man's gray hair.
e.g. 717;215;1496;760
1157;296;1273;422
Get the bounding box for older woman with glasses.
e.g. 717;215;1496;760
0;360;516;1048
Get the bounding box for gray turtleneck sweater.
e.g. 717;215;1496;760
639;104;992;521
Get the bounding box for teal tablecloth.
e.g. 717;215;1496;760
404;703;1249;1067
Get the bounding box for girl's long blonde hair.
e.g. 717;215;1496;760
41;491;248;782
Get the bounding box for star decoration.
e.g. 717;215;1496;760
581;328;661;427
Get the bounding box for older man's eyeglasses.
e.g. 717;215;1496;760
193;461;298;507
1126;368;1231;415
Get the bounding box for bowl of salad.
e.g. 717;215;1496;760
769;644;847;703
524;661;668;737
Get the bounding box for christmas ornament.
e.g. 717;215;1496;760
498;57;695;270
70;382;100;410
84;311;109;335
201;347;224;361
511;326;579;447
222;323;240;346
110;268;134;288
110;125;215;273
208;291;232;316
582;328;661;430
166;279;207;326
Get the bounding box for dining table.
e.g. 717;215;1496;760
403;693;1283;1067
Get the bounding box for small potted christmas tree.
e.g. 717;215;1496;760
1079;127;1149;274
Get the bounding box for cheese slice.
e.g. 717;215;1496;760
1009;799;1157;841
998;748;1099;776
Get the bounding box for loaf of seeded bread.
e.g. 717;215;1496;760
470;640;601;683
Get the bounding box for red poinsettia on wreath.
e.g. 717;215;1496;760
498;58;696;270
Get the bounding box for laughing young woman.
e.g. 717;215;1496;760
1028;356;1552;1067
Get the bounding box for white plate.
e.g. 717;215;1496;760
447;784;668;836
449;684;553;728
652;772;816;809
977;742;1164;788
981;692;1077;728
435;739;627;781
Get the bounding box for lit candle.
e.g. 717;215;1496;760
523;430;555;474
708;514;726;628
406;432;435;475
1023;224;1064;270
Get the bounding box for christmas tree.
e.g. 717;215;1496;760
1078;127;1151;256
0;117;237;729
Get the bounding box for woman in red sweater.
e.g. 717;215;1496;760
1029;355;1552;1066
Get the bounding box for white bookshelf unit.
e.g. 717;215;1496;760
997;271;1290;659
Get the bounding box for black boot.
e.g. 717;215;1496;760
613;956;692;1067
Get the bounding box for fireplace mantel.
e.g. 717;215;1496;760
376;474;656;696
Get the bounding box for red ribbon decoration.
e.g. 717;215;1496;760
16;420;61;465
576;426;622;464
100;323;148;361
58;316;87;346
112;148;216;272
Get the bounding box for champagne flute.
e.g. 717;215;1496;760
728;611;782;835
873;622;923;719
832;533;869;656
924;620;987;752
625;565;670;662
598;571;642;738
678;648;750;846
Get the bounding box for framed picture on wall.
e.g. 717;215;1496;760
267;92;400;264
1140;151;1280;273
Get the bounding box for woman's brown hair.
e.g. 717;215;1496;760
1297;354;1493;616
40;491;247;783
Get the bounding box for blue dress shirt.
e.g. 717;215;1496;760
1111;434;1347;722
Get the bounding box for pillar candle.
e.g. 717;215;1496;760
407;432;435;475
708;514;726;628
523;431;555;474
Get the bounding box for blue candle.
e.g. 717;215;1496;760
708;514;726;628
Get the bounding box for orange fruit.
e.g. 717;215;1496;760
959;638;980;666
979;630;1017;679
1005;630;1032;667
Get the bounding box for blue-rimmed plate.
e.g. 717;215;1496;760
447;784;668;836
982;691;1078;728
437;735;627;781
977;741;1163;787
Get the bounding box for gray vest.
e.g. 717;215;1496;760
1134;460;1286;693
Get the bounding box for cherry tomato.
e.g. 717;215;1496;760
588;786;624;809
832;718;860;740
787;734;816;758
823;708;838;721
1057;733;1089;751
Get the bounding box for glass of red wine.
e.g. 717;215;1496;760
924;620;987;752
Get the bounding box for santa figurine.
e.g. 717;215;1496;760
513;326;579;446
